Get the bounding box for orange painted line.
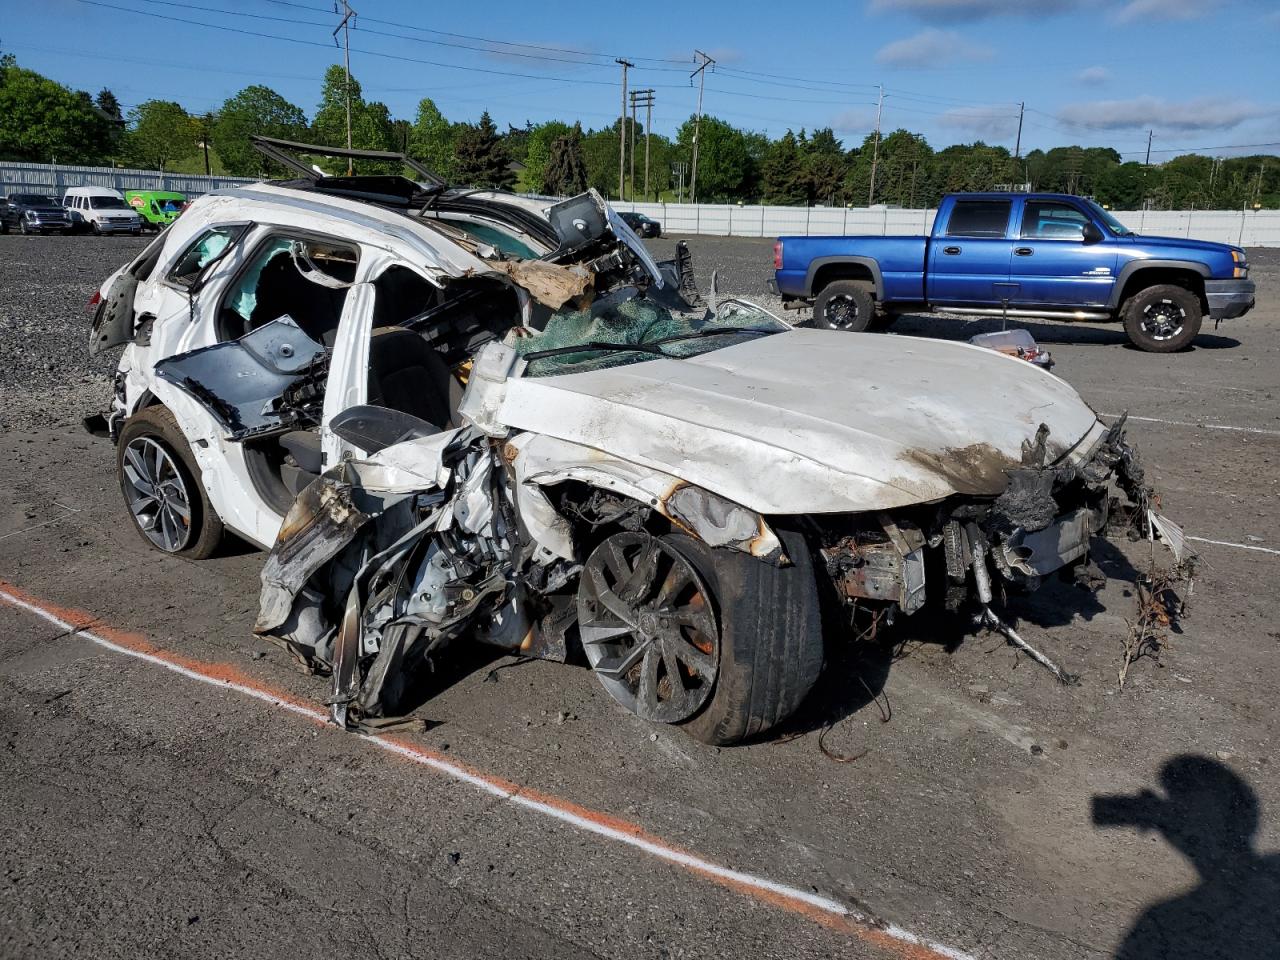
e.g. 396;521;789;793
0;578;976;960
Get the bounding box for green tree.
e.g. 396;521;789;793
674;115;749;201
212;85;309;177
1095;162;1149;208
313;64;395;171
95;88;122;121
453;112;514;189
520;120;572;193
580;124;621;196
0;62;115;163
802;127;846;205
868;130;933;207
542;124;588;196
761;130;808;205
409;97;458;181
124;100;198;170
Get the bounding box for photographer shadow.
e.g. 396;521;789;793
1094;755;1280;959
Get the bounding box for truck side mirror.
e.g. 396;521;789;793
1082;222;1104;244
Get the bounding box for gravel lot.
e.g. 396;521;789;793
1;230;1279;959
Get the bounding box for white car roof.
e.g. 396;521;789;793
66;186;125;197
170;182;503;284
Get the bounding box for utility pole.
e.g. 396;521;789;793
333;0;357;175
629;90;637;200
631;89;655;201
1144;129;1153;167
868;84;884;205
615;58;633;202
689;50;715;204
1014;101;1024;159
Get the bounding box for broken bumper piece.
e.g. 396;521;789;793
822;415;1175;617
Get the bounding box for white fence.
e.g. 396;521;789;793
4;161;1276;246
618;201;1280;247
0;161;254;198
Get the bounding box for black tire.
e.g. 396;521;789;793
18;219;30;235
116;406;224;559
91;221;102;236
1122;284;1203;353
813;279;875;332
0;218;8;235
676;529;825;745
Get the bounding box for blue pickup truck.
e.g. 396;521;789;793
771;192;1255;352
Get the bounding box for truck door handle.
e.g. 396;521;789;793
1014;247;1034;256
943;246;962;255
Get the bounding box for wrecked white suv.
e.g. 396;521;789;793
90;139;1160;744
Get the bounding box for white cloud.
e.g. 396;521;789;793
1057;96;1271;132
870;0;1082;19
1075;66;1111;86
937;105;1021;139
874;29;993;68
1112;0;1211;22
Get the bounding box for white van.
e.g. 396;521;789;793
63;187;142;235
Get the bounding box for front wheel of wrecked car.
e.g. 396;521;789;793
577;529;823;745
116;406;224;559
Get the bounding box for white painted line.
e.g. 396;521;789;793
1186;535;1280;557
0;583;978;960
0;503;80;542
1102;413;1280;438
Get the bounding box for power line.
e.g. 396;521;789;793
261;0;689;64
72;0;623;86
121;0;666;71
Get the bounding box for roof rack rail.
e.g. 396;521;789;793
250;135;446;187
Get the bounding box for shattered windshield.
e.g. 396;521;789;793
514;293;788;377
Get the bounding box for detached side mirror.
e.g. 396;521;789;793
1082;222;1104;244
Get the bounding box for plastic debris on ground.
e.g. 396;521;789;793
969;328;1053;369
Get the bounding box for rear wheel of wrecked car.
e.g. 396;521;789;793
1123;284;1202;353
578;529;823;745
814;280;875;332
116;406;224;559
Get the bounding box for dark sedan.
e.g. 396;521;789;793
0;193;74;234
619;210;662;238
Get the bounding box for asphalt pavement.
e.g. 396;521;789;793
1;232;1278;960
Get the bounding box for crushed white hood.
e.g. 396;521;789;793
498;329;1102;514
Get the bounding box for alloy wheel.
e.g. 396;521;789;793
578;533;720;723
120;437;194;552
824;293;861;330
1140;299;1186;341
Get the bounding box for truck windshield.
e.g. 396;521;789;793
1085;200;1132;236
13;194;57;205
514;293;788;378
90;196;130;210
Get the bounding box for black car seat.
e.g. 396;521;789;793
276;326;462;491
366;326;464;430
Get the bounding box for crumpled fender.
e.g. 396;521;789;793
506;433;786;564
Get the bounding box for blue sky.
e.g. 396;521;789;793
6;0;1279;158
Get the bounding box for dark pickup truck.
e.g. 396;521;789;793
771;192;1256;352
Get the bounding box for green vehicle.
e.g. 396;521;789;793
124;190;188;231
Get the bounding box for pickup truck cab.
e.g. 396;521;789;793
772;192;1255;352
